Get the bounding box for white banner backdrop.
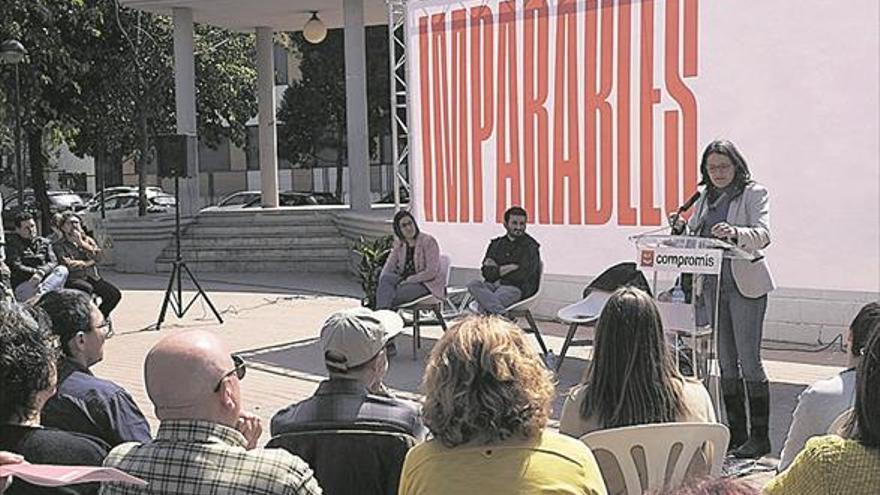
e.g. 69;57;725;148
406;0;879;292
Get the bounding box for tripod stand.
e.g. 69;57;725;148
155;175;223;330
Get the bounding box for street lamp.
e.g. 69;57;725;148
1;39;26;207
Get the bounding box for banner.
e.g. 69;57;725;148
407;0;880;292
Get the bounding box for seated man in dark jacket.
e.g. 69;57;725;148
467;206;541;315
37;289;151;447
270;308;426;494
6;211;68;303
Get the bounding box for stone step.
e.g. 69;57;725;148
156;258;350;273
186;225;341;237
175;236;350;248
158;246;350;260
195;209;340;226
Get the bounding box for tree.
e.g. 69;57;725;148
1;0;257;222
278;26;389;201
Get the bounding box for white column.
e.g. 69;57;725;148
256;26;279;208
344;0;371;212
172;7;200;214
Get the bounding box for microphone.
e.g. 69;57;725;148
678;189;702;213
669;188;702;235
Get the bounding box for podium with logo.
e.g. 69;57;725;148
630;234;758;385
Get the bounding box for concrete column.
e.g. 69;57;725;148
256;27;279;208
344;0;371;212
172;7;200;215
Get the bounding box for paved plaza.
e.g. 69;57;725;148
93;269;850;488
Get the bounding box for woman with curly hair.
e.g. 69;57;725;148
398;316;607;495
0;302;108;495
559;287;716;494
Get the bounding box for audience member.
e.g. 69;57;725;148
37;289;151;447
765;323;880;494
398;316;607;495
376;211;444;310
777;301;880;471
467;206;541;315
0;301;109;495
270;308;425;494
6;211;68;303
272;308;425;437
53;213;120;318
559;287;716;494
100;330;322;495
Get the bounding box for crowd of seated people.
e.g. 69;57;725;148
2;221;880;494
1;211;121;316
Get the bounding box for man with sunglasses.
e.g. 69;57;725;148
101;330;322;495
37;289;151;448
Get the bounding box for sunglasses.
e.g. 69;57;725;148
213;354;247;392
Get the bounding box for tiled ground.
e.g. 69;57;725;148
93;270;851;490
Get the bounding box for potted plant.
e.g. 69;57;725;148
352;235;393;309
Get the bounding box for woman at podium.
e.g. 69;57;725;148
671;139;775;459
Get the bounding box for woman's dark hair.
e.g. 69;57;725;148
849;302;880;358
580;287;687;428
392;210;420;240
37;289;94;356
849;323;880;447
0;302;59;423
699;139;752;201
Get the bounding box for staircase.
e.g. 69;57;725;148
155;208;351;273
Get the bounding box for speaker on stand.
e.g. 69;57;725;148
153;134;223;330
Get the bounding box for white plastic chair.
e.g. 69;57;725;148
828;408;853;435
468;261;548;355
554;289;613;371
580;423;730;495
397;255;451;359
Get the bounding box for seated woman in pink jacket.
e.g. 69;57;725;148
376;211;445;310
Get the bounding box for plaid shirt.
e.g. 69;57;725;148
100;420;322;495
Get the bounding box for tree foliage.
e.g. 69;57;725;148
1;0;257;220
278;26;390;200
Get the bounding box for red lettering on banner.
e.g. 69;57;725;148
496;0;521;222
418;16;433;221
414;0;699;226
616;1;637;226
639;0;662;226
430;13;449;221
523;0;550;224
451;9;468;222
584;0;614;225
470;6;493;223
552;0;580;224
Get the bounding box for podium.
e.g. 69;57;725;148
629;234;760;385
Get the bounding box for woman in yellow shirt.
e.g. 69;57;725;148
765;325;880;494
398;316;607;495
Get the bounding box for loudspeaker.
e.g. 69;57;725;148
155;134;189;178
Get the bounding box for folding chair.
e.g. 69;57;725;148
555;262;651;371
396;255;451;359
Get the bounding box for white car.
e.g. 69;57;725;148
203;190;262;211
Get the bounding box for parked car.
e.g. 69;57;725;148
213;190;262;209
241;191;342;208
2;189;85;231
81;186;164;211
